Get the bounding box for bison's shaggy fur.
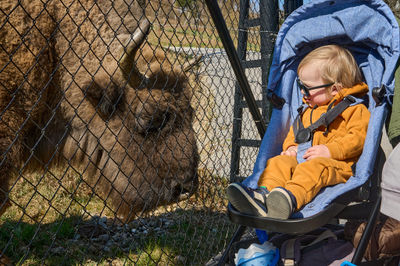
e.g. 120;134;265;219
0;0;199;222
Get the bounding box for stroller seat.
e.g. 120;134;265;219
224;0;399;264
230;0;398;222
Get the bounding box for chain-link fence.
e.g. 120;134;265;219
0;0;287;264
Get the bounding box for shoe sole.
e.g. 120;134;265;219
266;188;292;220
227;183;267;216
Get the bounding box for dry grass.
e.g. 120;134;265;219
148;23;223;49
2;168;114;226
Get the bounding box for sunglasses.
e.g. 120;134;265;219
296;78;334;97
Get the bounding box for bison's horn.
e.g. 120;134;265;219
120;19;151;88
183;55;203;72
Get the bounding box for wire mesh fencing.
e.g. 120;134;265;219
0;0;283;264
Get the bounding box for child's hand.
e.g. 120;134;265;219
303;145;331;160
281;146;298;156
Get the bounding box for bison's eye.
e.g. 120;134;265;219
135;103;172;134
140;112;170;133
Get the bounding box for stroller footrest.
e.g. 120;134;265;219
227;203;347;234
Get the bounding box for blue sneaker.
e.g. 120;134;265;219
227;183;268;216
266;187;295;220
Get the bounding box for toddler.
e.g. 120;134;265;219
227;45;370;219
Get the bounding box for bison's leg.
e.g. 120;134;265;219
0;123;23;216
0;160;12;216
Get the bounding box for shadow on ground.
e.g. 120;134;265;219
0;207;236;265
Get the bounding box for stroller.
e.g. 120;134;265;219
213;0;400;264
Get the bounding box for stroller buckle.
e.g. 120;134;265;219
372;85;386;106
295;128;312;144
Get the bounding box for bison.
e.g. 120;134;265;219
0;0;199;223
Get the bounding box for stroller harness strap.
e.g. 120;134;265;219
293;96;359;164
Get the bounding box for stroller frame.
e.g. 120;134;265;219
205;0;399;265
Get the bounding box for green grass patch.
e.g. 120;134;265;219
0;217;78;264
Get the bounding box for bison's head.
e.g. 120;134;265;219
72;20;199;222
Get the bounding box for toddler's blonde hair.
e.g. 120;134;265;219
298;45;363;88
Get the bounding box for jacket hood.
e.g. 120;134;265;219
302;82;369;106
334;82;369;101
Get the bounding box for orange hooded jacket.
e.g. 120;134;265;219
283;82;370;166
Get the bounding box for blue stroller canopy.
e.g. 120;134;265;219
243;0;400;218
